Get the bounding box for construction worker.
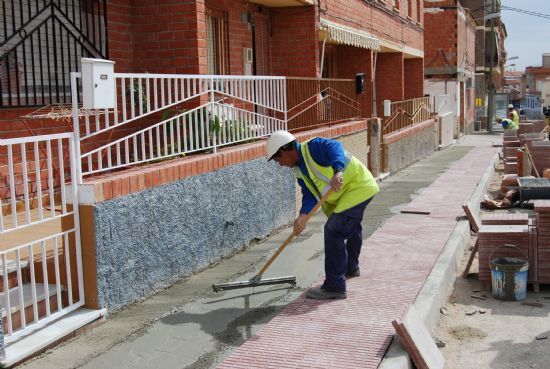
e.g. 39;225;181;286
266;131;379;299
508;104;520;126
496;117;518;131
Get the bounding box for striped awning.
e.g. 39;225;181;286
319;18;380;51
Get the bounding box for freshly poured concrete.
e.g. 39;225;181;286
19;134;500;369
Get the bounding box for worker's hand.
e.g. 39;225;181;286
294;214;308;235
330;172;343;192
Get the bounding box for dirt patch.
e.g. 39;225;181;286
448;325;487;340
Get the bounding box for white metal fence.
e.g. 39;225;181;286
0;133;84;343
72;73;287;181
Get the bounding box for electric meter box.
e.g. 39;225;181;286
81;58;116;109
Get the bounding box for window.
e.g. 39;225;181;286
417;0;422;22
206;9;229;75
393;0;400;10
0;0;107;107
407;0;412;18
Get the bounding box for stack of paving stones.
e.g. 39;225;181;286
481;213;529;226
531;141;550;174
535;201;550;284
518;122;535;135
519;133;543;153
502;131;520;175
478;224;530;283
518;120;545;136
529;120;547;134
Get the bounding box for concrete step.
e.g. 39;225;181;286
1;307;107;367
1;283;60;316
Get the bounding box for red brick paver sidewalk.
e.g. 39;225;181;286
218;147;497;369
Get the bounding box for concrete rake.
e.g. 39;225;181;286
212;190;332;292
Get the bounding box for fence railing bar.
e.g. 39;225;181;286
58;139;67;213
3;254;13;334
16;248;26;328
41;240;51;317
8;144;18;228
29;243;39;322
63;233;73;306
21;143;31;225
53;236;62;312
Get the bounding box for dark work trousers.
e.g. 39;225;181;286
322;196;373;293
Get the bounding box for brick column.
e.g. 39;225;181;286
270;6;319;77
107;0;133;72
404;58;424;99
376;52;404;102
336;46;374;117
131;1;206;74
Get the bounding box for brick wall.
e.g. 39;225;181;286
457;6;476;76
424;6;458;73
270;6;318;77
404;58;424;99
335;46;373;117
131;0;205;74
323;0;423;52
376;53;404;101
107;0;133;73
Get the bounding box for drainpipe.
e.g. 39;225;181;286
319;31;328;78
372;50;378;117
486;0;496;133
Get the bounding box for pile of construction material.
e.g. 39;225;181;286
476;200;550;292
468;120;550;292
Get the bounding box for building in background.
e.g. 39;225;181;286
461;0;506;129
524;53;550;118
423;0;477;135
503;70;522;106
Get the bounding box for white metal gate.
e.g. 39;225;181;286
0;133;84;344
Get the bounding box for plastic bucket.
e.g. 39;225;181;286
490;256;529;301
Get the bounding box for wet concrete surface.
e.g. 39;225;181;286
19;134;499;369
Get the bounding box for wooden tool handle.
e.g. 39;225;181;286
523;145;540;178
256;189;333;277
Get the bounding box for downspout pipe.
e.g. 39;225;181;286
372;50;378;117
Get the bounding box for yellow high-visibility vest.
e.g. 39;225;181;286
293;139;379;216
510;110;519;125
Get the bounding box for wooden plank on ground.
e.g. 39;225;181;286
392;305;444;369
462;202;480;233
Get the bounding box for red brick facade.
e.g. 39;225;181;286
424;1;476;131
404;58;424;99
1;0;427;178
377;53;405;101
270;7;319;77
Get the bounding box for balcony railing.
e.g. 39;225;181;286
286;77;361;132
0;0;108;107
382;96;432;134
70;74;363;181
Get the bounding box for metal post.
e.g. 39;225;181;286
486;0;496;133
210;78;217;153
70;72;82;183
283;78;288;131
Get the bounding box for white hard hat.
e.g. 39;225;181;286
266;130;296;160
508;104;514;109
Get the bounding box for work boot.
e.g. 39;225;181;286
306;287;347;300
346;267;360;278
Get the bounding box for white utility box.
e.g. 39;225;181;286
81;58;115;109
383;99;391;117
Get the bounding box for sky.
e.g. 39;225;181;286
501;0;550;71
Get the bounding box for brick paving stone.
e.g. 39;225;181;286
217;146;497;369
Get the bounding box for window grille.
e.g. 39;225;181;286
0;0;108;107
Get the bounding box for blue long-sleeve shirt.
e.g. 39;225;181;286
296;137;347;214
